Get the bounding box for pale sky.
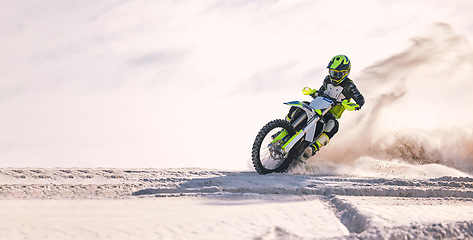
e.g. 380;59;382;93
1;0;473;169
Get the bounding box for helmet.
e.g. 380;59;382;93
327;55;351;85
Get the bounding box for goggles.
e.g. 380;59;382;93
329;69;348;80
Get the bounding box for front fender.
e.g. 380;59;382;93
284;101;320;117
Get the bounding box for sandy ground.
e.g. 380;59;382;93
1;167;473;239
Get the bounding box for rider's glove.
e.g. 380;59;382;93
302;87;317;98
342;99;360;111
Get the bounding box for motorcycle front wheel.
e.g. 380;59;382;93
252;119;297;175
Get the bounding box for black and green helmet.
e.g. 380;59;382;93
327;55;351;85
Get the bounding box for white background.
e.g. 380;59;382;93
1;0;473;169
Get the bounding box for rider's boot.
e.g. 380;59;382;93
302;133;330;159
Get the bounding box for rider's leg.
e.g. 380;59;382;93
322;117;339;140
303;117;339;158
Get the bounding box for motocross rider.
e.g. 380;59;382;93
288;55;365;158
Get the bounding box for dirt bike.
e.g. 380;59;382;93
251;88;356;175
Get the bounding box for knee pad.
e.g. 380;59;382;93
323;119;339;138
324;119;335;132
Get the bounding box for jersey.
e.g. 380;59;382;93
317;76;365;119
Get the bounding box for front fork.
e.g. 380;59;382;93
269;111;315;158
269;130;290;160
272;131;310;160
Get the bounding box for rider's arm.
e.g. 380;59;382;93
348;81;365;109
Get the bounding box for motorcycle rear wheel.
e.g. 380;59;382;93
252;119;297;175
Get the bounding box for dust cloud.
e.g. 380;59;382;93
310;23;473;175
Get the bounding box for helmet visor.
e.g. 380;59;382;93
329;69;347;80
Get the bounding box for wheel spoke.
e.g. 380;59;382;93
259;127;286;170
252;119;296;174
